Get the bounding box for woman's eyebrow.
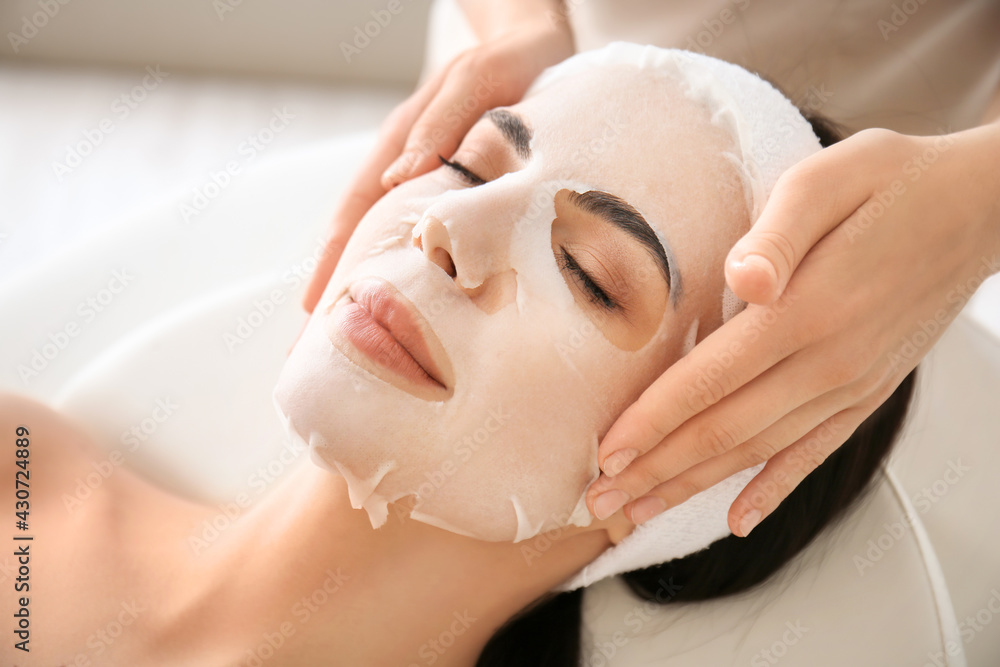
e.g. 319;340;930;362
567;190;681;303
485;109;532;160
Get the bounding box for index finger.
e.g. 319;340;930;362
302;66;456;313
597;296;798;474
391;59;510;183
301;153;393;313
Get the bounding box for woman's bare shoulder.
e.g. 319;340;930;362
0;391;213;522
0;390;102;455
0;390;57;426
0;391;117;507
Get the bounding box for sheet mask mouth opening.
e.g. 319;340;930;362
324;277;456;402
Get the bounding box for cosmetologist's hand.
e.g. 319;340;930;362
586;122;1000;535
300;8;574;315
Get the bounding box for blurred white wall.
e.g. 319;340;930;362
0;0;433;282
0;0;432;85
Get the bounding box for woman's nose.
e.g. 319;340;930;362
412;213;517;314
412;215;456;278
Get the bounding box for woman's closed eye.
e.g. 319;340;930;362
556;246;618;311
439;156;486;187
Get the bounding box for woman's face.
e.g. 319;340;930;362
274;65;750;542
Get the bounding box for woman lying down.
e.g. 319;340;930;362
1;43;915;666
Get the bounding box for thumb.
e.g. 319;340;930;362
381;67;507;189
725;137;876;304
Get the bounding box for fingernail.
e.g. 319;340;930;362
739;254;777;285
737;508;762;537
602;448;639;477
593;489;629;520
629;496;667;524
382;151;418;189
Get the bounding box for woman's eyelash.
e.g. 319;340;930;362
557;247;618;311
439;155;486;186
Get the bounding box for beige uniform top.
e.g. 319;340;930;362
564;0;1000;135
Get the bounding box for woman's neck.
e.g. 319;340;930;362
150;455;610;666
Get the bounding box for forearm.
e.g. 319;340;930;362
456;0;567;41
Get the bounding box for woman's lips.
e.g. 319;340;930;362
326;277;454;400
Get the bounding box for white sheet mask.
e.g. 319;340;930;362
274;45;779;543
275;177;686;541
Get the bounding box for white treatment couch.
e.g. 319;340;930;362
1;133;998;666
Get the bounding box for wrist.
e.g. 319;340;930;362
459;0;569;42
941;122;1000;270
975;122;1000;265
500;0;568;33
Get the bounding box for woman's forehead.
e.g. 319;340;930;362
518;64;711;141
516;67;737;192
513;65;747;275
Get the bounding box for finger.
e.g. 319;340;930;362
726;132;884;304
727;407;868;537
383;60;508;188
590;343;854;519
301;239;342;314
287;315;310;356
300;183;382;313
301;179;381;313
358;58;457;195
595;344;841;508
302;66;455;313
612;386;855;523
597;297;798;475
